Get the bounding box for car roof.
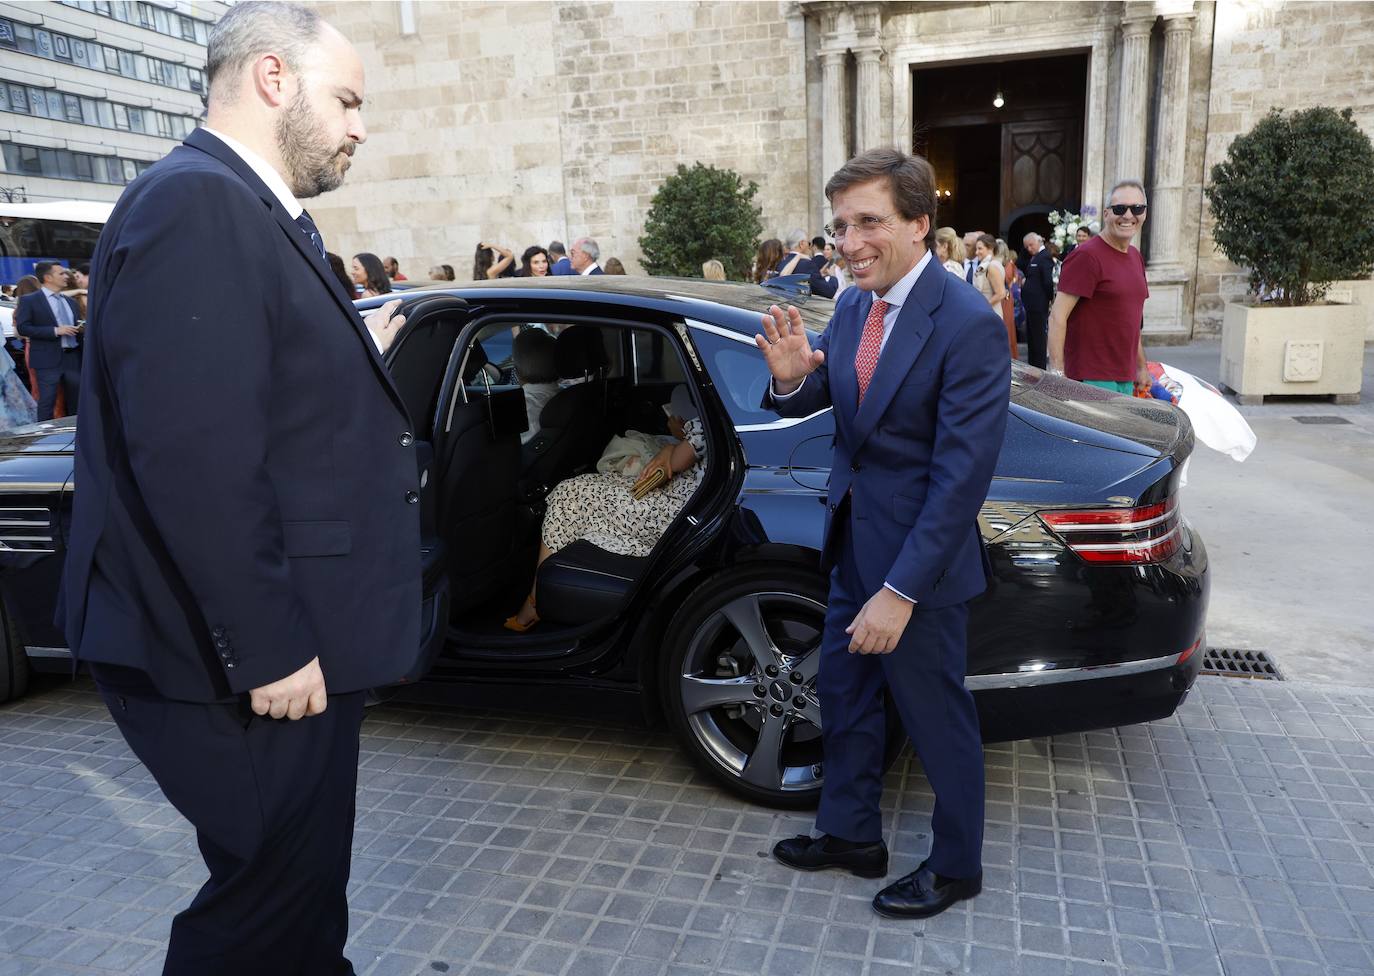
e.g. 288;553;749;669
359;275;835;336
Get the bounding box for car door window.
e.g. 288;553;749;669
687;324;779;428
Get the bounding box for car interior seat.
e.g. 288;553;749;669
521;326;611;493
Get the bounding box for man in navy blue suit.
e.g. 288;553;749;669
774;229;838;298
758;149;1008;919
61;3;417;971
15;260;83;420
548;239;575;275
570;236;606;275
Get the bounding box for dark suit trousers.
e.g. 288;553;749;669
1024;303;1049;370
35;348;82;421
92;666;364;976
814;510;985;879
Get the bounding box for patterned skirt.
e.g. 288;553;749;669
542;465;705;557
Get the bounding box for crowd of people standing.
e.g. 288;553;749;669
314;236;630;304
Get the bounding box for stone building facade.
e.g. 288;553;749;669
306;0;1373;338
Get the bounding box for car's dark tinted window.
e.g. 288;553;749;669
689;327;779;427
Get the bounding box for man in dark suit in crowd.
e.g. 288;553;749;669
757;149;1008;919
15;261;82;420
775;229;838;298
1020;232;1055;369
570;236;605;275
548;239;574;275
61;4;417;972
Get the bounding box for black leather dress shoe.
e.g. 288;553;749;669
872;862;982;919
772;834;888;878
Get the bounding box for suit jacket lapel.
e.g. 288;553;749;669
850;258;948;451
832;295;862;426
182;130;409;419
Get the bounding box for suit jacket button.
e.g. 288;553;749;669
215;637;228;649
829;503;836;513
850;462;860;473
399;431;414;447
212;626;225;638
406;490;419;504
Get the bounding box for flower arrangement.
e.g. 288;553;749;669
1047;207;1100;251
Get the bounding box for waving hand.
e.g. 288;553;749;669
755;305;825;396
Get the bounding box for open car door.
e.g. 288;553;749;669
379;294;473;683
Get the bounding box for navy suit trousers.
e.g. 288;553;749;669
35;348;81;421
814;509;985;879
93;666;363;976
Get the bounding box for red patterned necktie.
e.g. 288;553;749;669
855;298;889;403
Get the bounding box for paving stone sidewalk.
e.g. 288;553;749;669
2;674;1374;976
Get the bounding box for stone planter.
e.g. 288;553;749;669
1219;301;1364;404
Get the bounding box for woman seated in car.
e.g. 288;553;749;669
506;385;706;631
513;328;560;444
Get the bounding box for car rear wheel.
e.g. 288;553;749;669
661;567;904;809
0;598;29;703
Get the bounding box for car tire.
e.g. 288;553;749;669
660;566;904;809
0;597;29;704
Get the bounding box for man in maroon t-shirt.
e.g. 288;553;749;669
1047;180;1151;394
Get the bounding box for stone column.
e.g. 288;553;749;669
822;50;850;183
1147;9;1196;273
1115;11;1155;186
852;4;883;154
854;46;883;153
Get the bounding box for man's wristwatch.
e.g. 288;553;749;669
1046;367;1064;377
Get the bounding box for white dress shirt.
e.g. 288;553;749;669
770;250;934;603
579;263;601;276
200;127;303;220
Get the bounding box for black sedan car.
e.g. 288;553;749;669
0;276;1208;808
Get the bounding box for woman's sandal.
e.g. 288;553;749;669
503;598;539;633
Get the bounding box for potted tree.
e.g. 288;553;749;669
1205;107;1374;404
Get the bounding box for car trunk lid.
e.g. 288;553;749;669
1010;368;1190;462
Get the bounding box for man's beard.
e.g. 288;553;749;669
276;87;350;199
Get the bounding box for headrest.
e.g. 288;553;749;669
555;326;608;379
461;340;489;382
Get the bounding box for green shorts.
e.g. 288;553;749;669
1080;379;1134;394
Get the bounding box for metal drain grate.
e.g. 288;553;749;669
1293;415;1351;425
1201;647;1283;680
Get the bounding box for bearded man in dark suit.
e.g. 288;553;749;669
61;3;419;972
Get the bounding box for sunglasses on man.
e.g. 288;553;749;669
1108;204;1148;216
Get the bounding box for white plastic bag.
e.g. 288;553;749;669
1157;362;1257;462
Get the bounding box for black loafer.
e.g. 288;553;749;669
772;834;888;878
872;862;982;919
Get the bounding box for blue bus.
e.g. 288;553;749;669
0;200;111;285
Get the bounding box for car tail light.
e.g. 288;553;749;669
1039;497;1182;565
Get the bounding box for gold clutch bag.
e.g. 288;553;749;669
631;467;668;500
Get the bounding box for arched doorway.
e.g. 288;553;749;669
913;52;1088;245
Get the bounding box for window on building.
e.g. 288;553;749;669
14;24;36;55
7;84;27;113
63;94;83;122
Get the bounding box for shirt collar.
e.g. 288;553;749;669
41;285;63;298
200;126;303;219
874;248;932;309
579;263;600;276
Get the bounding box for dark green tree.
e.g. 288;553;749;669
1205;107;1374;305
638;162;763;279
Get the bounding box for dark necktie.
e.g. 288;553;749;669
965;261;975;285
295;210;325;259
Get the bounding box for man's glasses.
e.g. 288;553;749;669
825;213;897;240
1107;204;1148;216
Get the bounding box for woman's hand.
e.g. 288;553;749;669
633;446;674;495
667;415;686;440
